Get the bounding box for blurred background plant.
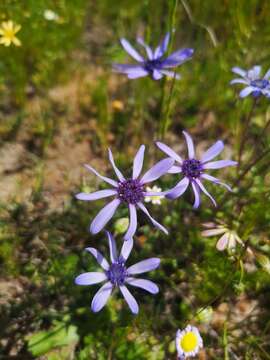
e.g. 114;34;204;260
0;0;270;359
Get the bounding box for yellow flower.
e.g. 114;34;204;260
112;100;124;111
0;20;21;47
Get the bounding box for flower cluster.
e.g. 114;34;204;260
72;30;264;358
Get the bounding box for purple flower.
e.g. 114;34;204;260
75;232;160;314
113;32;194;80
156;131;237;208
76;146;174;239
230;65;270;98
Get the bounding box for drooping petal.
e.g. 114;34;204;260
201;173;232;191
216;233;229;251
191;181;200;208
162;48;194;68
159;69;180;79
231;67;246;77
85;247;110;270
108;149;125;181
124;204;137;241
182;131;195;159
166;177;189;199
126;277;159;294
201;140;224;163
113;63;146;74
140;158;174;184
106;231;118;263
203;160;237;169
152;69;163;80
127;258;160;275
230;78;249;85
132;145;145;179
119;285;139;314
239;86;254;98
201;228;226;237
137;202;168;234
76;189;117;201
156;141;183;163
168;165;182;173
120;237;134;261
154;32;170;58
84;164;118;187
136;37;154;59
195;179;217;207
75;272;107;285
120;38;144;62
90;199;121;234
91;282;113;312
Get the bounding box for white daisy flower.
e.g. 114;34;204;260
144;185;164;205
176;325;203;358
44;9;59;21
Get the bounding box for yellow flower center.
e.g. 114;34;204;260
180;332;198;352
3;29;16;40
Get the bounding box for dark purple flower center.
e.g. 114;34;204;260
144;58;163;73
117;178;144;204
107;260;127;286
182;159;202;179
250;79;269;89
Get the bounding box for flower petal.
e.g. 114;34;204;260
156;141;182;163
137;202;168;234
216;233;229;251
120;237;134;261
127;258;160;275
84;164;118;187
85;247;110;270
249;65;261;79
201;228;226;237
167;165;182;173
90;199;121;234
201;173;232;191
152;69;163;80
182;131;195;159
203;160;237;169
166;177;189;199
127;69;149;79
120;38;144;62
113;63;146;74
191;181;200;208
239;86;254;98
140;158;174;184
106;231;118;262
91;282;113;312
75;272;107;285
201;140;224;163
264;68;270;79
124;204;137;241
230;78;249;85
76;189;117;201
126;277;159;294
162;48;194;68
119;285;139;314
136;37;154;59
108;149;125;181
154;32;170;58
195;179;217;207
231;67;246;77
133;145;145;179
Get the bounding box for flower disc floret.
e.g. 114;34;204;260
117;178;144;204
107;260;128;286
182;159;202;179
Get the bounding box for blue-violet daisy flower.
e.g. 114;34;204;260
75;232;160;314
230;65;270;98
76;146;174;239
113;32;194;80
156;131;237;208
